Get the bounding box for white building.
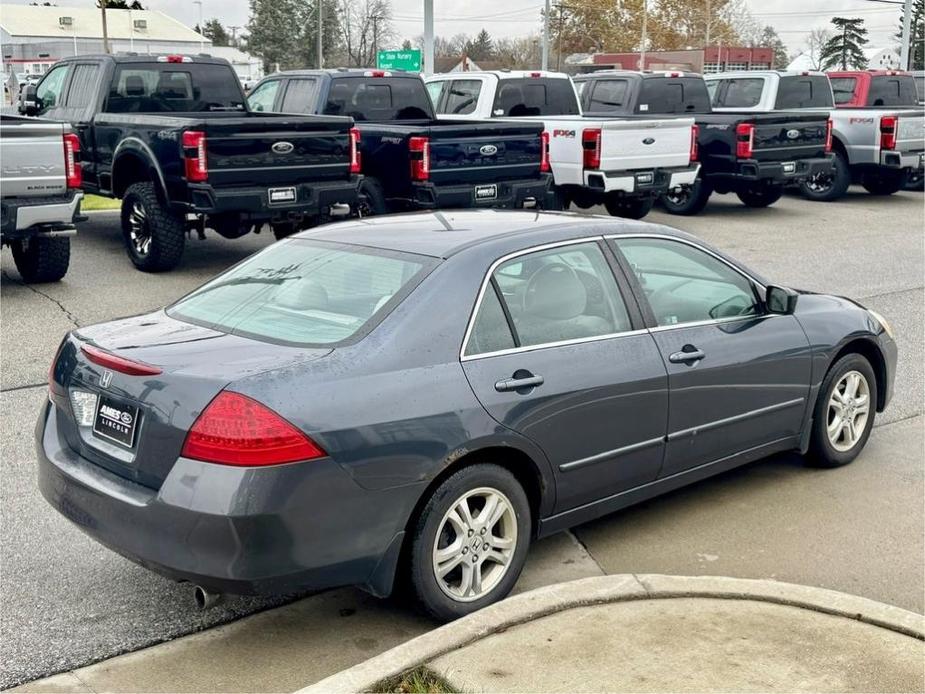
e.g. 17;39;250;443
787;45;900;72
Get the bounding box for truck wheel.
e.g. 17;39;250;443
569;190;597;209
10;236;70;283
604;195;654;220
861;170;905;196
358;178;388;216
903;170;924;191
735;184;783;208
121;182;185;272
271;222;298;240
799;151;850;202
660;178;712;215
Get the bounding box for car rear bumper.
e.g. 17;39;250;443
879;149;924;171
713;156;833;185
409;174;556;210
584;164;700;195
36;400;417;597
1;190;83;239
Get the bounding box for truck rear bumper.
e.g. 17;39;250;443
1;190;83;240
183;177;360;221
409;174;556;210
584;164;700;195
880;150;924;170
713;156;833;185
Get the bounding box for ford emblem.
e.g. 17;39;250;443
480;144;498;156
272;141;295;154
642;137;655;145
786;129;801;140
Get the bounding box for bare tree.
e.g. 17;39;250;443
805;28;831;70
337;0;395;67
494;34;541;69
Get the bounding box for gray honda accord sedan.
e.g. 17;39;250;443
38;210;896;620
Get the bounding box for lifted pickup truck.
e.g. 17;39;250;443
424;70;699;219
21;54;360;271
704;70;924;201
1;115;83;282
573;70;833;215
247;69;556;213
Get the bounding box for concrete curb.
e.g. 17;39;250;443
299;574;925;694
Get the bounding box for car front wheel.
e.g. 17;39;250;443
409;464;531;621
660;178;712;215
736;184;783;208
604;195;655;219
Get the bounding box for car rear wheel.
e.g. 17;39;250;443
604;195;655;219
10;236;70;283
861;169;905;196
799;151;850;202
807;353;877;468
358;177;388;216
736;184;783;208
121;182;185;272
409;464;531;621
660;178;712;215
903;170;924;191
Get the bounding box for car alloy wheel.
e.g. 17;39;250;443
127;200;152;257
432;486;517;602
803;170;833;195
826;370;871;452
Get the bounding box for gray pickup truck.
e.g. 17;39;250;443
1;115;83;282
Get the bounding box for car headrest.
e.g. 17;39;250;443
124;76;145;97
274;279;329;310
523;263;587;321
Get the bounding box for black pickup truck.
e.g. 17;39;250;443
20;54;360;271
246;69;556;214
573;71;834;215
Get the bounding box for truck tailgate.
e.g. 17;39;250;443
598;117;695;170
0;116;67;198
425;122;544;185
747;113;830;161
896;112;924;153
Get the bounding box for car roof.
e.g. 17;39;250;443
54;53;231;66
574;70;702;80
261;69;422;79
298;210;691;259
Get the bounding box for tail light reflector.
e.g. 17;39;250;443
349;127;361;174
690;124;699;162
540;131;551;172
182;130;208;182
181;391;326;466
364;70;390;77
880;115;897;150
63;133;82;188
582;128;602;169
825;118;833;152
80;344;162;376
735;123;754;159
409;136;430;181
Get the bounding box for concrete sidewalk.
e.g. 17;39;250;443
307;575;925;694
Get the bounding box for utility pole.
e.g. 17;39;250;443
639;0;648;70
704;0;711;46
316;0;323;68
229;25;240;47
100;0;110;54
194;1;204;51
900;0;912;70
423;0;434;75
542;0;550;70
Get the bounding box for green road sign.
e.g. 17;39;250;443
376;49;422;72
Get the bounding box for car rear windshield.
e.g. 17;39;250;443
323;77;434;120
167;240;434;346
774;76;833;109
637;77;712;114
492;78;580;116
866;76;918;106
106;63;245;113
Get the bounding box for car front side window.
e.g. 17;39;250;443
615;237;760;327
35;64;70;115
247;79;280;112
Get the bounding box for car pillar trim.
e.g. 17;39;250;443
460;329;650;362
559;436;665;472
648;313;783;333
666;398;806;442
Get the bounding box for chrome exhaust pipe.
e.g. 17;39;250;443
193;585;223;610
329;203;351;217
522;197;538;209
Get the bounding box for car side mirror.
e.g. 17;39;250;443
19;84;38;116
766;284;798;314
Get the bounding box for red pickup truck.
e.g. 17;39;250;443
828;70;919;108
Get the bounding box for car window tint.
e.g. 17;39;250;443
491;78;580;117
616;238;760;327
830;77;857;104
442;79;481;115
322;77;433;120
588;79;629;112
168;240;432;346
712;78;764;108
65;64;100;109
106;64;244;113
915;75;924;102
425;80;445;106
487;242;631;349
36;64;69;114
247;79;280;112
638;77;712;113
280;79;317;112
464;284;516;356
867;76;917;106
775;76;833;109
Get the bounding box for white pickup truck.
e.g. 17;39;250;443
424;71;699;219
704;70;924;200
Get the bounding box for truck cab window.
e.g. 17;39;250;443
830;77;857;105
638;78;711;114
322;78;433;121
65;64;101;109
280;79;317;113
106;64;243;113
867;77;916;107
443;80;481;115
35;64;70;115
247;79;280;112
775;76;833;109
425;80;445;107
491;78;580;117
589;79;629;111
713;78;764;108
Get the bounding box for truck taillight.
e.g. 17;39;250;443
182;130;208;182
690;124;699;163
409;136;430;181
63;132;81;188
825;118;833;152
735;123;754;159
880;115;897;151
582;128;601;169
349;127;361;174
540;131;551;172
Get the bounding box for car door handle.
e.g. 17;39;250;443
668;347;705;364
495;372;544;392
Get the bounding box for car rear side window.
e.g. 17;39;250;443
323;78;433;120
168;240;434;346
830;77;857;104
867;76;917;106
106;63;245;113
775;76;833;109
280;78;317;112
442;79;482;115
247;79;281;112
587;79;630;112
492;78;580;117
711;78;764;108
65;64;101;109
638;78;711;113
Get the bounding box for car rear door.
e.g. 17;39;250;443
609;234;812;478
460;238;668;513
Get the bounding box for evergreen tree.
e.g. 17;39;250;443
401;38;413;51
895;0;924;70
466;29;494;61
759;26;789;69
819;17;868;71
201;19;230;47
97;0;144;8
247;0;340;71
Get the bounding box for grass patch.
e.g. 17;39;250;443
370;666;461;694
81;194;121;211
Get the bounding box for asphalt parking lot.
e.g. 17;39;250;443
1;190;923;689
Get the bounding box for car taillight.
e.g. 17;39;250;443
63;132;81;188
540;131;551;172
582;128;601;169
349;127;361;174
48;341;66;398
880;115;897;151
825;118;833;152
182;130;208;182
181;391;326;466
690;124;699;162
409;135;430;181
735;123;754;159
80;344;162;376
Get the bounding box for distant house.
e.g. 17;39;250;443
787;46;900;72
569;46;774;74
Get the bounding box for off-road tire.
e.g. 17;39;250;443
10;236;70;283
736;184;784;208
660;178;712;215
121;181;185;272
604;195;655;219
861;170;905;196
799;150;850;202
358;177;389;216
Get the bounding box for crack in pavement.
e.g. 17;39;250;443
1;382;46;394
2;270;80;328
858;285;925;302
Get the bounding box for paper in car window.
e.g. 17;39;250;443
639;104;649;111
493;108;505;115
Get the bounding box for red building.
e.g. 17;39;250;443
578;46;774;73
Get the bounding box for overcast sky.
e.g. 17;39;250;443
4;0;907;55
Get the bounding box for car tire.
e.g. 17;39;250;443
861;169;905;196
10;236;70;283
409;464;531;622
271;222;298;240
604;195;655;219
660;178;712;215
903;170;924;191
358;177;389;216
121;182;185;272
735;184;784;208
799;151;850;202
806;353;878;468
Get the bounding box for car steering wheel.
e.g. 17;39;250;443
523;262;581;314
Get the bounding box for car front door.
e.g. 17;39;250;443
460;239;669;513
610;235;812;478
